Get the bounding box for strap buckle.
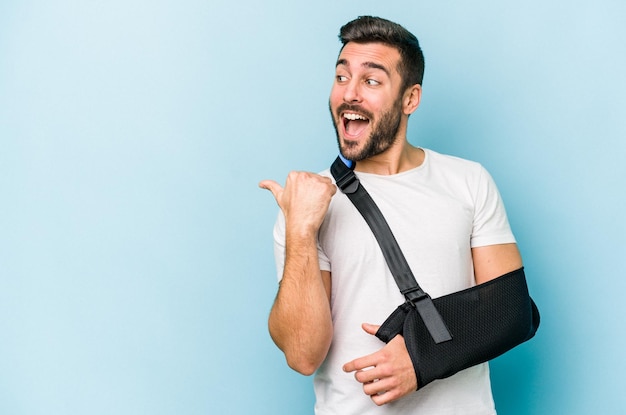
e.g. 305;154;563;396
403;287;453;344
402;287;429;305
335;170;360;194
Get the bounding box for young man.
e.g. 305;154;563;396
260;16;521;414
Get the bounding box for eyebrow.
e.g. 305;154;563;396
336;58;391;77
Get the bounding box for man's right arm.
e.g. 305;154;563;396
260;172;336;375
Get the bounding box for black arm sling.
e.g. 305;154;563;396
330;156;540;388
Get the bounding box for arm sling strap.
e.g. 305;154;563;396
330;155;540;389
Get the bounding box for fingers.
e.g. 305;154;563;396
260;172;337;234
363;377;400;406
347;362;399;406
343;326;417;405
343;353;378;374
343;323;380;373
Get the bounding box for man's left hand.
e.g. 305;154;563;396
342;323;417;406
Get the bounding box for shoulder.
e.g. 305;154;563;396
424;148;482;172
422;148;489;187
318;168;332;179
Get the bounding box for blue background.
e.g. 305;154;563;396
1;1;625;414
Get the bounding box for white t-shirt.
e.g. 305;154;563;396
272;148;515;415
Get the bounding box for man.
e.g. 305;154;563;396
259;16;522;414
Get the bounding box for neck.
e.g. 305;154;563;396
354;140;424;175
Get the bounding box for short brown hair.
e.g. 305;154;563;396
338;16;425;92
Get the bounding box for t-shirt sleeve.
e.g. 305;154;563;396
272;211;331;283
470;166;516;248
272;212;286;282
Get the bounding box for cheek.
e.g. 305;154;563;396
329;87;342;106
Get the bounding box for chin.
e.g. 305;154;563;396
340;146;365;162
340;140;359;156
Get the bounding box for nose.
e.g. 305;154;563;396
343;80;362;103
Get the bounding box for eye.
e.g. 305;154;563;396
365;78;380;86
336;75;348;83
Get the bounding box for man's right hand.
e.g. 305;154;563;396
259;172;337;235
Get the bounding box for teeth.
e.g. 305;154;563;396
343;113;367;121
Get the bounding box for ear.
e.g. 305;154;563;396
402;84;422;115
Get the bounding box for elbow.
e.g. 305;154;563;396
268;313;333;376
269;326;330;376
285;354;322;376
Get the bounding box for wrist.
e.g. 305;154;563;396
285;226;318;247
285;219;320;241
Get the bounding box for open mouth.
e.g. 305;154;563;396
342;112;370;138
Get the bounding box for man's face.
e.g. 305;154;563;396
329;42;406;161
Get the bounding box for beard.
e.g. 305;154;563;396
330;97;403;162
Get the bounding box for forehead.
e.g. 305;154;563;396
336;42;402;76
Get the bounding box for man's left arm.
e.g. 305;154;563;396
472;242;523;284
343;243;523;405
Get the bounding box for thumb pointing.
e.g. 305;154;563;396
259;179;283;200
362;323;381;336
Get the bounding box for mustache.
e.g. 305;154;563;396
335;103;374;120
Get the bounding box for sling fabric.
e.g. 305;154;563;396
376;267;540;387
